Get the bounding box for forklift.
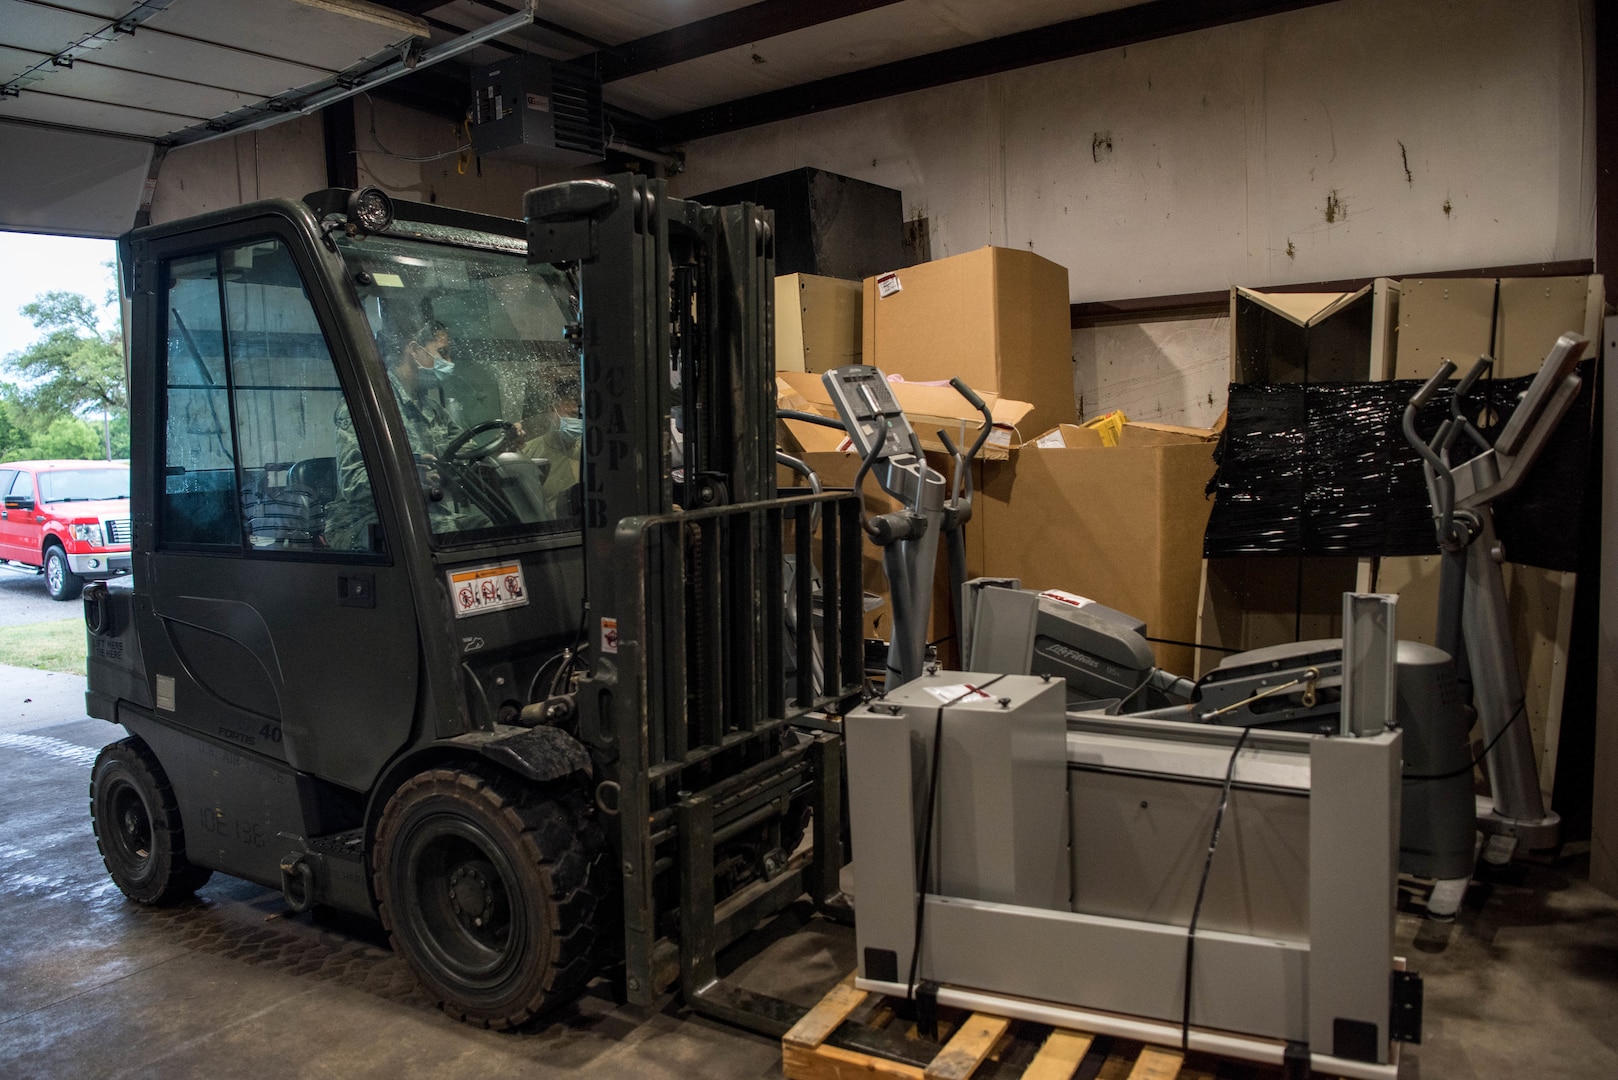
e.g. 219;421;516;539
83;175;867;1033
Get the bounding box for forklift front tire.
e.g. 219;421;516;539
90;738;213;905
373;766;606;1028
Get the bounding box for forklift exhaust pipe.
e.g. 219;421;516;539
279;855;316;914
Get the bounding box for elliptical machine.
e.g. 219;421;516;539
817;365;993;688
1402;331;1588;863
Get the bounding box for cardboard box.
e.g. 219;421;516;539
862;246;1077;437
775;273;861;373
775;369;1034;461
1230;280;1400;384
977;422;1219;677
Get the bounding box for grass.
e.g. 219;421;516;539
0;619;86;676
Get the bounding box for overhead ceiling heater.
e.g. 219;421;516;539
470;55;604;166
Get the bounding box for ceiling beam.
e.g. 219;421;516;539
592;0;907;83
661;0;1344;143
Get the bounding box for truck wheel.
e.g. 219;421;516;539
373;767;607;1028
90;738;213;904
44;545;84;601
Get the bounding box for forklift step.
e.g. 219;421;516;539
781;973;1318;1080
304;829;365;860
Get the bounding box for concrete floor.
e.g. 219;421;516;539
2;663;1616;1079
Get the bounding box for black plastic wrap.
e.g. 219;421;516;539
1204;361;1594;569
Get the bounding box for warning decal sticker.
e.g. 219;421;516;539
447;562;529;619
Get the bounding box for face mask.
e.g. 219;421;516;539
423;348;454;381
557;415;584;441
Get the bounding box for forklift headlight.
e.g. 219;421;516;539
72;523;101;543
347;187;395;234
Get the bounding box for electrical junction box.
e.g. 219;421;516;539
470;54;603;166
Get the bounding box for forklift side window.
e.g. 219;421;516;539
162;253;239;547
223;238;377;551
160;241;380;554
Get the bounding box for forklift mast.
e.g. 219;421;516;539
526;175;865;1019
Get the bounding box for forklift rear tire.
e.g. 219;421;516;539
373;766;606;1028
90;738;213;905
45;545;83;601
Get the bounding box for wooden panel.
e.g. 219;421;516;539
1372;556;1575;803
1393;277;1495;381
1023;1030;1095;1080
783;1042;927;1080
923;1013;1010;1080
1127;1047;1184;1080
783;975;867;1050
1504;563;1574;802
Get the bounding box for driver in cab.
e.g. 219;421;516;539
326;319;497;549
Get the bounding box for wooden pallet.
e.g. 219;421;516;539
782;976;1264;1080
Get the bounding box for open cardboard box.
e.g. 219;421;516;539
977;421;1220;676
776;369;1034;461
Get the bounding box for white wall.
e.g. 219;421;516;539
149;96;587;225
671;0;1596;425
141;0;1597;426
151;115;327;224
1073;316;1229;427
672;0;1597;301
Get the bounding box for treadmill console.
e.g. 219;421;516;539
821;365;914;461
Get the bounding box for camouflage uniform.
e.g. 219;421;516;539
521;421;583;517
324;373;486;549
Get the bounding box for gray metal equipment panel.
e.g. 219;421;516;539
847;672;1068;981
1070;771;1310;942
846;703;918;983
915;896;1309;1042
965;587;1038;675
1309;729;1401;1064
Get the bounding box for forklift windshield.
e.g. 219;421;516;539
335;227;582;543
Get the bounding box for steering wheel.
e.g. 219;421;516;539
441;419;519;463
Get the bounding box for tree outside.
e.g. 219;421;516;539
2;286;128;462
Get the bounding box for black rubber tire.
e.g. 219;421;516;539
44;545;84;601
90;738;213;904
373;766;607;1028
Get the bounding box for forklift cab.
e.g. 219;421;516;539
99;195;588;791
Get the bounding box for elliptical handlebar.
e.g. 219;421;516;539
1453;355;1492;400
1403;359;1461;548
938;376;996;517
1409;358;1456;409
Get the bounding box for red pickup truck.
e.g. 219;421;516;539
0;460;131;600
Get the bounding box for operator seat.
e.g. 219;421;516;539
288;457;339;546
288;457;338;507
